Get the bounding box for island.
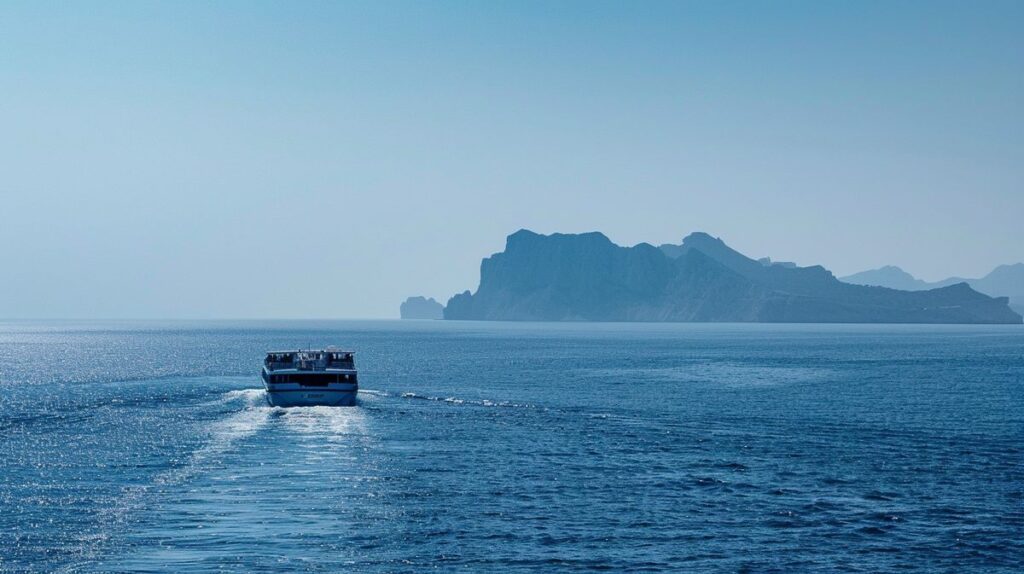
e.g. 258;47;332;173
443;230;1022;324
400;296;445;320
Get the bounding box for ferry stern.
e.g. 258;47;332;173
261;349;358;407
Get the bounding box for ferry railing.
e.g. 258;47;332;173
265;359;355;370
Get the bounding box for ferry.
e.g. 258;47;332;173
261;349;358;407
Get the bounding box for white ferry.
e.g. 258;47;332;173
261;349;358;407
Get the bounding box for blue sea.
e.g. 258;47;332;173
1;321;1022;573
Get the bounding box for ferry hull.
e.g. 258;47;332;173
263;385;358;407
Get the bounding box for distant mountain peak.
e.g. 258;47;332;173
680;232;733;253
681;231;719;243
989;262;1024;275
507;229;613;248
841;262;1024;307
508;228;540;239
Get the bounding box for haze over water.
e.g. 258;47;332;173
3;1;1022;319
2;321;1021;572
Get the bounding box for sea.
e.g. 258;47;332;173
0;320;1021;573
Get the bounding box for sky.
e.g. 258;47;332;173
1;0;1021;319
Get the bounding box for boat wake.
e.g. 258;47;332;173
361;389;536;409
155;388;271;485
65;388;273;572
276;404;370;443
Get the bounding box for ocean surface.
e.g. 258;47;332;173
1;321;1022;573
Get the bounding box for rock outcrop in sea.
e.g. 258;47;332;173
444;230;1023;324
400;296;445;320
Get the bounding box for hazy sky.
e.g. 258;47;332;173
2;1;1021;318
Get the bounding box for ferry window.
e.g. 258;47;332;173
291;373;331;387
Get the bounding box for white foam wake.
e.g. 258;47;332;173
155;388;271;485
63;389;273;573
398;391;535;409
277;404;369;444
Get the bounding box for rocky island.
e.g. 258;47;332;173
443;230;1022;324
400;296;445;320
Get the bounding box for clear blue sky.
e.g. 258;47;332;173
1;1;1021;318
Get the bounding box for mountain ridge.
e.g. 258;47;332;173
444;230;1021;324
840;263;1024;308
